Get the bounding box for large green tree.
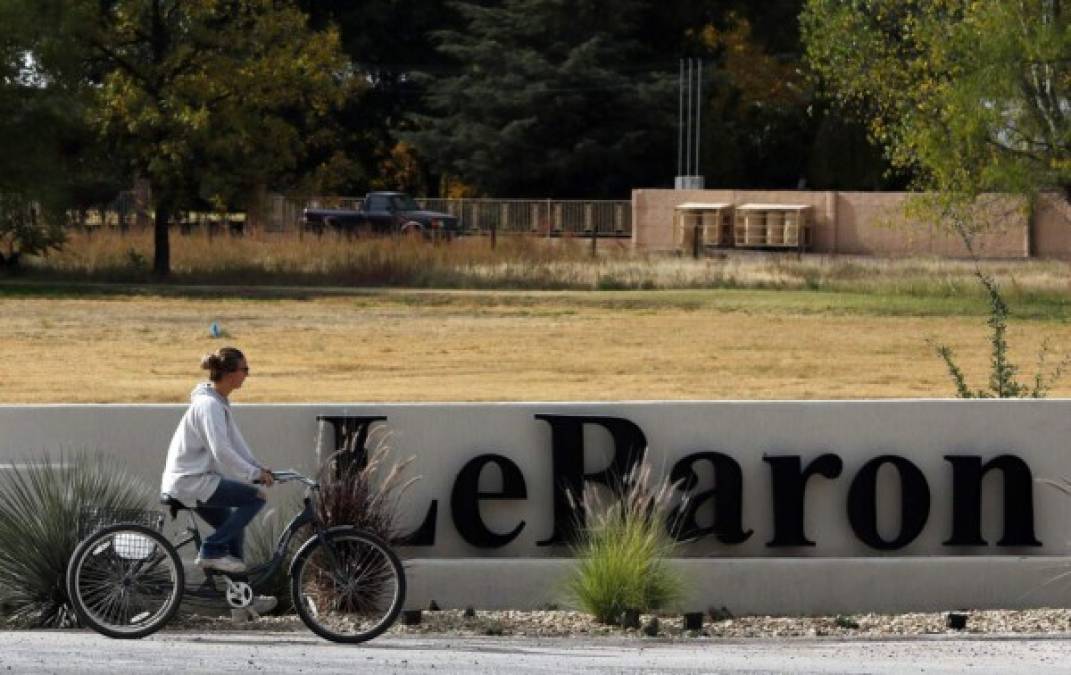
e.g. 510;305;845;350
55;0;351;276
301;0;462;195
405;0;896;196
802;0;1071;200
0;0;126;266
407;0;678;198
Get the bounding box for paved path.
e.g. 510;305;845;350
2;631;1070;674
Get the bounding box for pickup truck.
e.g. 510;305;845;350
301;192;462;238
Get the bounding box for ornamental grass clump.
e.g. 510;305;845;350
316;428;420;542
0;453;150;627
566;462;685;624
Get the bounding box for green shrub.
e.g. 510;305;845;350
0;453;151;627
566;462;684;624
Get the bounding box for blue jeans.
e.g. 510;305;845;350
196;478;265;559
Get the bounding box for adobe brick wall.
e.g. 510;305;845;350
1034;194;1071;260
633;188;1064;258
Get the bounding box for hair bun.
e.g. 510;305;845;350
200;353;220;371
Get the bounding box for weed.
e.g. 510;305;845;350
834;615;860;629
125;248;148;272
481;620;506;636
932;272;1070;397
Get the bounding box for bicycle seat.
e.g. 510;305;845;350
160;494;189;519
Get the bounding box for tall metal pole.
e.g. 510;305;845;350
695;60;702;176
678;59;684;178
685;59;692;179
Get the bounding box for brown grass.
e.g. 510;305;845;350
3;288;1071;402
23;228;1071;296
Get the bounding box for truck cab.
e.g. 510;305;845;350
302;192;461;238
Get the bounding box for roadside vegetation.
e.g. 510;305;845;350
0;454;150;628
9;228;1071;306
566;462;684;624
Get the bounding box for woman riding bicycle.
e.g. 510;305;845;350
160;347;275;582
70;344;405;640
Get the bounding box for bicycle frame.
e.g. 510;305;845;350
170;484;327;590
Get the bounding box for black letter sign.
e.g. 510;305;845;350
451;454;527;547
847;455;930;550
316;415;387;472
535;415;647;546
764;454;843;547
668;452;752;543
943;455;1041;547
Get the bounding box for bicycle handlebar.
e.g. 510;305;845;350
263;469;319;487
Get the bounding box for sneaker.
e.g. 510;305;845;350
194;554;247;574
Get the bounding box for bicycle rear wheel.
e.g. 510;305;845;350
66;523;184;639
291;529;405;643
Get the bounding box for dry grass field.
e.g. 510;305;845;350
7;229;1071;402
25;228;1071;295
3;285;1071;403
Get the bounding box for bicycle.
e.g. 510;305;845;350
65;469;406;643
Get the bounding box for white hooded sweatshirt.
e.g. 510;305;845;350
160;383;264;506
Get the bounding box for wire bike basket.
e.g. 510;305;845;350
78;506;165;540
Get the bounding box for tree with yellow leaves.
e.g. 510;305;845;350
803;0;1071;202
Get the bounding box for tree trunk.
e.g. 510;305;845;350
153;200;171;278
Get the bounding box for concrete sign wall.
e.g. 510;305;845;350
3;400;1071;612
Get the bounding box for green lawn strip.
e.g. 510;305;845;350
1;280;1069;321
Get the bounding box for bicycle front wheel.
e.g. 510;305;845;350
66;523;184;639
291;529;406;643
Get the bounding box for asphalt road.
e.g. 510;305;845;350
1;630;1070;674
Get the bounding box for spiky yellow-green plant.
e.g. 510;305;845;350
566;462;684;624
0;453;150;627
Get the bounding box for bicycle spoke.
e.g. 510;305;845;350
293;532;404;642
70;526;183;637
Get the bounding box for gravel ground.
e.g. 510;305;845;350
168;607;1071;639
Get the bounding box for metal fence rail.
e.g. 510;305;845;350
265;195;631;237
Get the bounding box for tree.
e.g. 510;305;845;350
301;0;461;195
0;0;123;265
0;194;64;271
54;0;351;276
803;1;1071;397
407;0;678;198
802;0;1071;201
